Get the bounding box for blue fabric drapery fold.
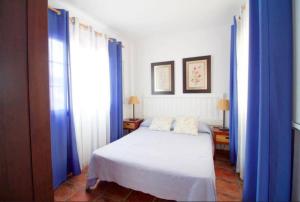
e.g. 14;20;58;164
229;17;238;165
243;0;293;201
48;9;81;188
109;39;123;142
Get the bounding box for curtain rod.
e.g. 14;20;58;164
48;9;125;48
48;6;61;15
108;38;125;48
70;17;103;38
70;17;124;48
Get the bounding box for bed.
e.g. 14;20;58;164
86;126;216;201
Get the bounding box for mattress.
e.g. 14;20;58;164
87;127;216;201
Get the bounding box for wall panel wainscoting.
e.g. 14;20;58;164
143;95;222;125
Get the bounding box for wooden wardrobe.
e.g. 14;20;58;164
0;0;53;200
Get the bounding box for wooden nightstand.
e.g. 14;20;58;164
123;119;143;134
212;127;229;146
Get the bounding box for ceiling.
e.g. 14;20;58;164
59;0;241;39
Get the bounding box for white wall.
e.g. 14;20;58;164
132;25;231;124
48;0;233;123
48;0;134;118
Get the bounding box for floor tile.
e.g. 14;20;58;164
215;167;237;179
68;172;87;186
67;188;103;202
126;191;155;202
102;182;132;201
154;198;176;202
54;182;77;201
95;196;118;202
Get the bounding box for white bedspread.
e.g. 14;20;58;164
87;127;216;201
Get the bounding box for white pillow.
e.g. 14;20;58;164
149;117;173;131
173;117;198;135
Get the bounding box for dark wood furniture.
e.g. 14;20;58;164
212;127;229;146
183;55;211;93
123;119;143;134
292;128;300;200
0;0;53;200
151;61;175;95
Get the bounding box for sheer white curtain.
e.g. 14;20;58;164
69;18;110;168
236;2;249;179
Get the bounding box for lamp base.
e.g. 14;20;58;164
129;118;139;121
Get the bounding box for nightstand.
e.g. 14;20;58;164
123;119;143;134
212;127;229;146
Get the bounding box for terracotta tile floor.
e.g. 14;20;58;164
54;150;242;201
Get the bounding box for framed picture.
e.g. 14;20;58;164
183;55;211;93
151;61;175;95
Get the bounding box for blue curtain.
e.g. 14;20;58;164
48;9;81;188
109;39;123;142
243;0;293;201
229;17;238;165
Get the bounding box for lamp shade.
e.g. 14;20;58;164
217;99;229;111
128;96;140;104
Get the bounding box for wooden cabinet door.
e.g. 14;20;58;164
0;0;53;200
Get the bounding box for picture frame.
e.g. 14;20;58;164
151;61;175;95
183;55;211;93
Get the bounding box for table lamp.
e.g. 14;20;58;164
128;96;140;120
217;99;229;131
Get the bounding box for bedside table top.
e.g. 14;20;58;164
124;119;143;123
123;119;144;133
212;127;229;133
